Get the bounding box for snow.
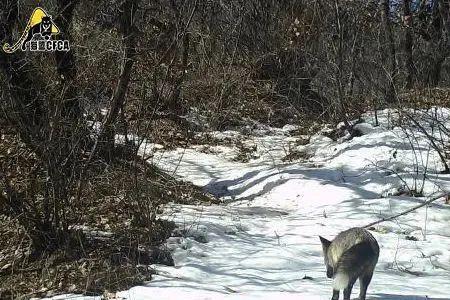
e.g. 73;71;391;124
45;109;450;300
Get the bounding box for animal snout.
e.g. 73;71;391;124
326;267;333;278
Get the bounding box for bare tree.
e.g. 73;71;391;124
403;0;416;88
380;0;398;103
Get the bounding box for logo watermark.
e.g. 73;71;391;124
2;7;70;53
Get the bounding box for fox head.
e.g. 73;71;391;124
319;236;334;278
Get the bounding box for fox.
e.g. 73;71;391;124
319;227;379;300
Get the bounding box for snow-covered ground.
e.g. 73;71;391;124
49;109;450;300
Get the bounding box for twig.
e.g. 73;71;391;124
363;193;448;228
403;111;449;173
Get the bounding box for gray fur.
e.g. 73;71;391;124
319;227;379;300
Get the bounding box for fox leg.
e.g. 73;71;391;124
358;273;373;300
331;289;339;300
343;278;356;300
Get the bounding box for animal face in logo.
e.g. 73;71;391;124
22;15;54;50
3;7;67;53
40;16;53;38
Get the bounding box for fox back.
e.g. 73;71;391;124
320;227;379;299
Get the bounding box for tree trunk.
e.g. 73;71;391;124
99;0;139;160
380;0;398;103
428;0;450;86
333;0;351;130
55;0;81;119
403;0;416;88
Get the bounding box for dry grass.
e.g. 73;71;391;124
0;131;216;299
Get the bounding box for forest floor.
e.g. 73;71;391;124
47;108;450;299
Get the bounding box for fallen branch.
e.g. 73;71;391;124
363;193;448;229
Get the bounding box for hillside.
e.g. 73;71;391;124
47;109;450;300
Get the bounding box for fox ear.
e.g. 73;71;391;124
319;236;331;251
